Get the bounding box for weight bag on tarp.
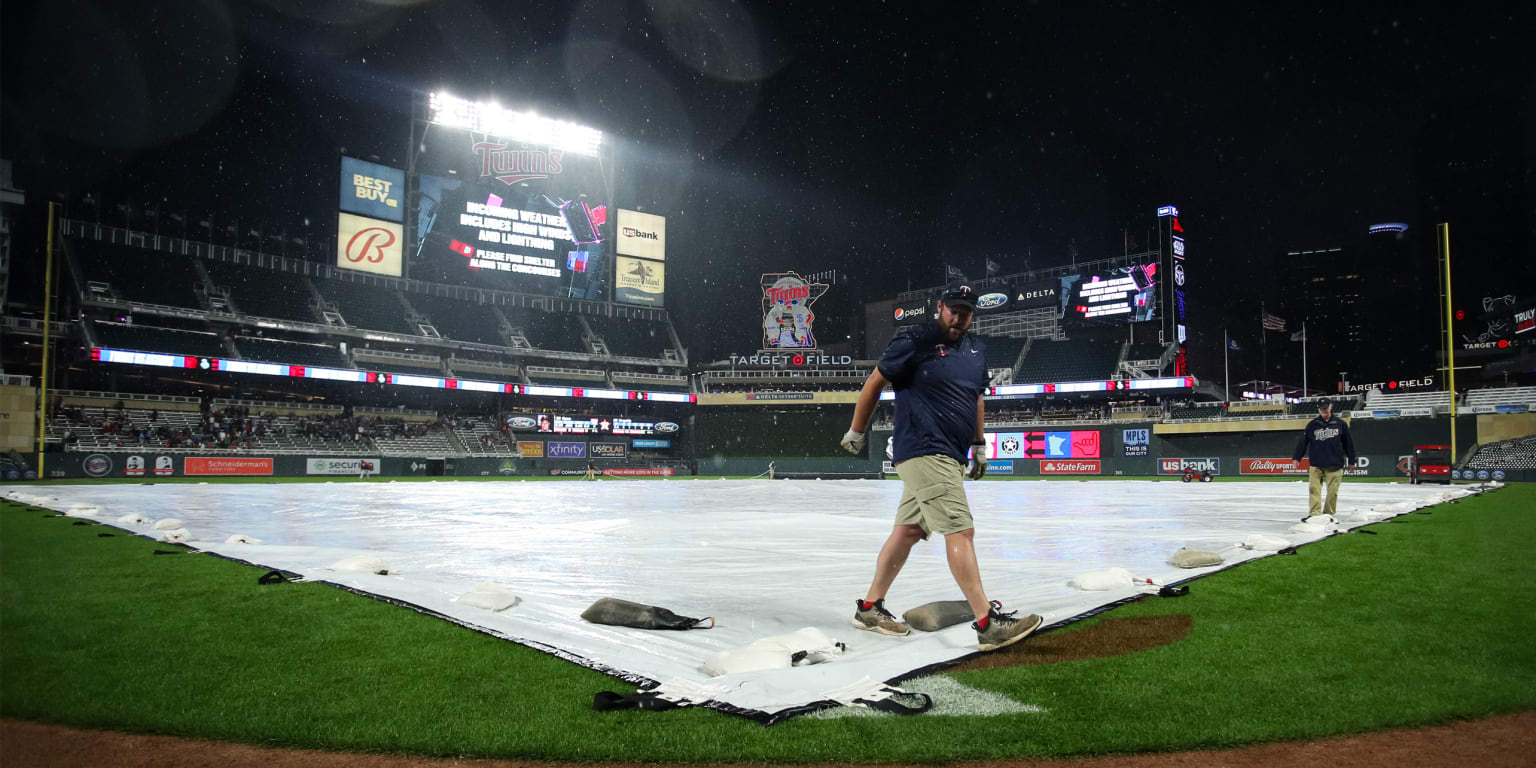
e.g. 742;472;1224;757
902;600;974;632
580;598;712;630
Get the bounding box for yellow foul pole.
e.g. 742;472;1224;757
36;202;58;478
1439;222;1455;462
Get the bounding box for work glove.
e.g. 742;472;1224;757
840;429;867;455
968;456;987;480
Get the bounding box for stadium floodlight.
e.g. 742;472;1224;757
429;91;603;156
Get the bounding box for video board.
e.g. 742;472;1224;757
1061;263;1159;328
411;122;611;299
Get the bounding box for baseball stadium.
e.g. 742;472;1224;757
2;3;1534;766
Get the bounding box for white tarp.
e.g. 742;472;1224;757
12;479;1473;722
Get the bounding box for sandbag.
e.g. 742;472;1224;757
703;627;845;677
902;600;974;632
581;598;711;630
224;534;263;545
1169;548;1223;568
1069;567;1134;591
1242;534;1290;551
66;504;102;517
1289;522;1328;534
455;582;519;612
329;556;392;574
152;518;185;530
159;528;192;543
117;513;150;525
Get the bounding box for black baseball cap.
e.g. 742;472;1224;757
1316;397;1334;410
941;281;978;310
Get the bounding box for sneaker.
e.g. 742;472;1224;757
851;598;910;636
974;605;1044;652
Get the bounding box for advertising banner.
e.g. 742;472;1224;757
1062;263;1160;328
506;415;545;431
340;157;404;222
761;272;829;349
744;392;815;401
983;430;1100;460
337;212;403;277
1013;279;1061;311
615;209;665;261
892;299;931;328
184;457;274;476
306;457;381;476
412;117;610;299
1158;457;1219;475
603;467;675;477
1241;457;1371;476
615;256;665;307
516;441;545;457
973;288;1012;315
546;441;587;458
590;442;628;459
985;460;1015;475
1040;459;1101;474
1122;428;1150;457
632;439;671;449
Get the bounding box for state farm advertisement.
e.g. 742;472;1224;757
183;457;273;476
1040;459;1101;475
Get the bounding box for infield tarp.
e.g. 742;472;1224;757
13;479;1475;722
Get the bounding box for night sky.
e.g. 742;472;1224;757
3;0;1531;377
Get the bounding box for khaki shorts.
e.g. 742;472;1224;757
894;454;974;539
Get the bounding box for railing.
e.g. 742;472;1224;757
53;389;201;405
353;348;442;364
526;365;607;379
611;371;688;383
1;374;31;386
701;368;869;381
212;397;341;412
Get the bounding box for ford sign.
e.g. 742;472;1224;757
976;292;1008;310
655;422;680;433
507;416;538;430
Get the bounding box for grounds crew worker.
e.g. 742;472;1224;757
1293;397;1357;520
840;282;1043;652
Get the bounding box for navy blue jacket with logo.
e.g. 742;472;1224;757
1292;415;1357;469
878;321;988;465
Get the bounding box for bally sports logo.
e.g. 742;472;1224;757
1041;460;1100;474
1240;458;1307;475
976;292;1008;310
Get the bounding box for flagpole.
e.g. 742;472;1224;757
1224;328;1230;403
1301;321;1308;397
1260;302;1268;394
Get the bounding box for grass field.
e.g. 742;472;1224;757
2;481;1533;763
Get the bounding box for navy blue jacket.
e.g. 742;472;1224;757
1293;415;1357;469
878;322;988;465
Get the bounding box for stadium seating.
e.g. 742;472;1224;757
205;261;319;323
1466;387;1536;408
1465;435;1536;469
1287;396;1359;415
71;239;205;309
975;334;1027;373
445;417;520;457
1014;339;1120;384
1169;403;1224;421
408;294;506;346
524;311;589;353
588;316;673;359
1363;389;1453;411
234;336;349;368
91;320;225;358
1124;334;1165;363
371;426;463;457
51;406;371;455
315;279;418;335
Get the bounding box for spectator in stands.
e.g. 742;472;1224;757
1293;397;1357;521
841;281;1042;652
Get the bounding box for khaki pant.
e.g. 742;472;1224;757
894;454;975;539
1308;465;1343;517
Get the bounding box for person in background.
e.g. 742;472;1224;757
1293;398;1357;520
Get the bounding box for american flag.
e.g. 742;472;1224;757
1262;312;1286;331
